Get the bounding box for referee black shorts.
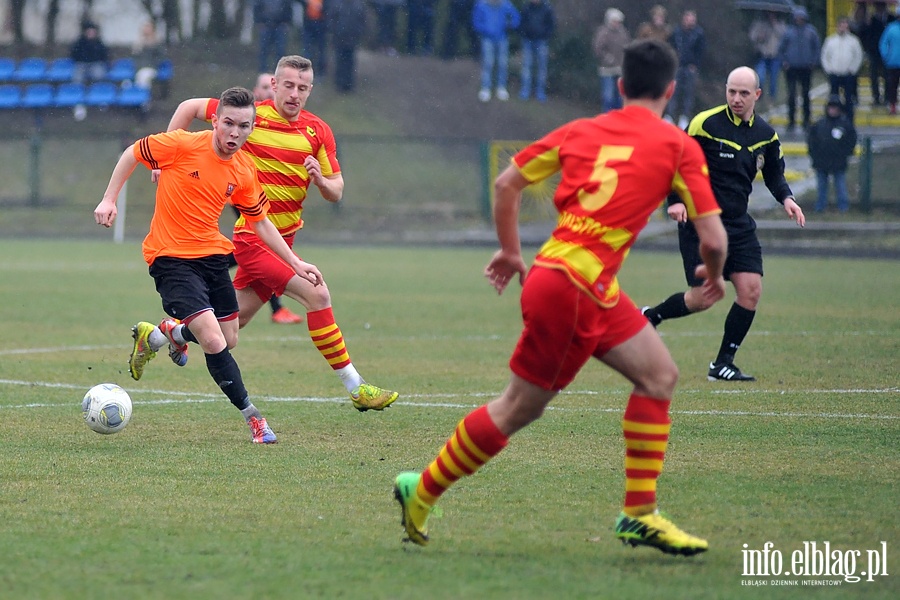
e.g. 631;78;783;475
148;255;239;322
677;217;763;287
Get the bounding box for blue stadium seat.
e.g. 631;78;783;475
21;83;53;109
0;58;15;82
117;86;151;109
54;82;86;107
84;81;118;106
0;84;21;109
45;58;75;82
156;59;173;82
12;58;46;82
106;58;135;83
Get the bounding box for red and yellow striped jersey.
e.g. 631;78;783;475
205;99;340;237
133;129;268;266
513;105;720;307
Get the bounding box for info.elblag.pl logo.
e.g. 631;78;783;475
741;541;889;587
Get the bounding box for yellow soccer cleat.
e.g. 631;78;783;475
615;511;709;556
393;472;431;546
129;321;157;381
350;383;398;412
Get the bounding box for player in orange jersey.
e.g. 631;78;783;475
94;86;323;444
393;39;728;555
159;55;398;412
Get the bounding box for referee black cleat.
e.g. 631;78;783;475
708;361;756;382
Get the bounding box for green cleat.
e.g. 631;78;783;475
393;472;431;546
351;383;398;412
129;321;157;381
615;511;709;556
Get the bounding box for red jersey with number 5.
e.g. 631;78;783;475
513;105;721;307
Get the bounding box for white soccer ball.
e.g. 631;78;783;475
82;383;133;435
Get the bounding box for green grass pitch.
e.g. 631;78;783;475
0;239;897;599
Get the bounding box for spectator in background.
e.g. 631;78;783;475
406;0;437;55
807;95;857;213
821;16;863;123
591;8;630;113
518;0;555;103
636;4;671;44
667;10;705;129
473;0;521;102
253;72;275;101
850;2;868;39
332;0;367;93
880;8;900;115
441;0;478;60
864;1;894;106
779;7;820;133
133;20;166;90
254;0;294;73
749;11;785;103
302;0;328;76
370;0;402;55
70;21;109;83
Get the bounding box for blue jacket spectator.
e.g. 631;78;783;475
879;16;900;114
254;0;294;72
779;7;821;130
667;10;705;127
472;0;520;42
518;0;555;103
473;0;520;102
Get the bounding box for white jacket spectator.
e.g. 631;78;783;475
821;21;863;76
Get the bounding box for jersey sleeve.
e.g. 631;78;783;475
761;135;793;203
230;161;270;223
314;121;341;176
672;134;721;220
203;98;217;122
133;130;184;171
512;122;571;184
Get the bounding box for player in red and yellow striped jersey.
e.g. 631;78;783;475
394;40;727;556
162;56;397;412
94;87;323;444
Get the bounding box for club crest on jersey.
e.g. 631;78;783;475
225;182;236;197
306;125;316;137
756;153;765;171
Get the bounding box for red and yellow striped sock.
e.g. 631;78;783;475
622;394;671;517
307;307;351;370
417;405;509;506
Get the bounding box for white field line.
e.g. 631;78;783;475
1;378;897;420
0;326;895;356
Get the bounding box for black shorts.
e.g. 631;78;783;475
148;255;239;321
677;217;763;287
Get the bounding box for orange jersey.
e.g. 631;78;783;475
133;129;268;266
514;105;721;307
205;99;340;236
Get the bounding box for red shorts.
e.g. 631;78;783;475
509;266;648;391
232;232;298;302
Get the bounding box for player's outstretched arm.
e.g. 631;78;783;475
484;165;529;294
783;196;806;227
248;217;323;287
167;98;210;132
95;146;139;228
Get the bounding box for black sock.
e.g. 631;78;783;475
716;303;756;364
181;326;198;344
649;293;692;324
204;348;250;410
269;295;281;313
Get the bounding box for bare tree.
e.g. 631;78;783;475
45;0;60;47
9;0;26;51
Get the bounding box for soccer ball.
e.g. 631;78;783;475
82;383;133;435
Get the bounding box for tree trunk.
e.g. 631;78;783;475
208;0;232;39
163;0;183;43
45;0;60;47
9;0;26;52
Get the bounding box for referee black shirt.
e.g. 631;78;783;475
668;105;793;223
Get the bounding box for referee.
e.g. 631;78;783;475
642;66;805;381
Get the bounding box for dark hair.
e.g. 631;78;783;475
621;39;678;100
217;86;256;117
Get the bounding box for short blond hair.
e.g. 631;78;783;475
275;55;313;75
